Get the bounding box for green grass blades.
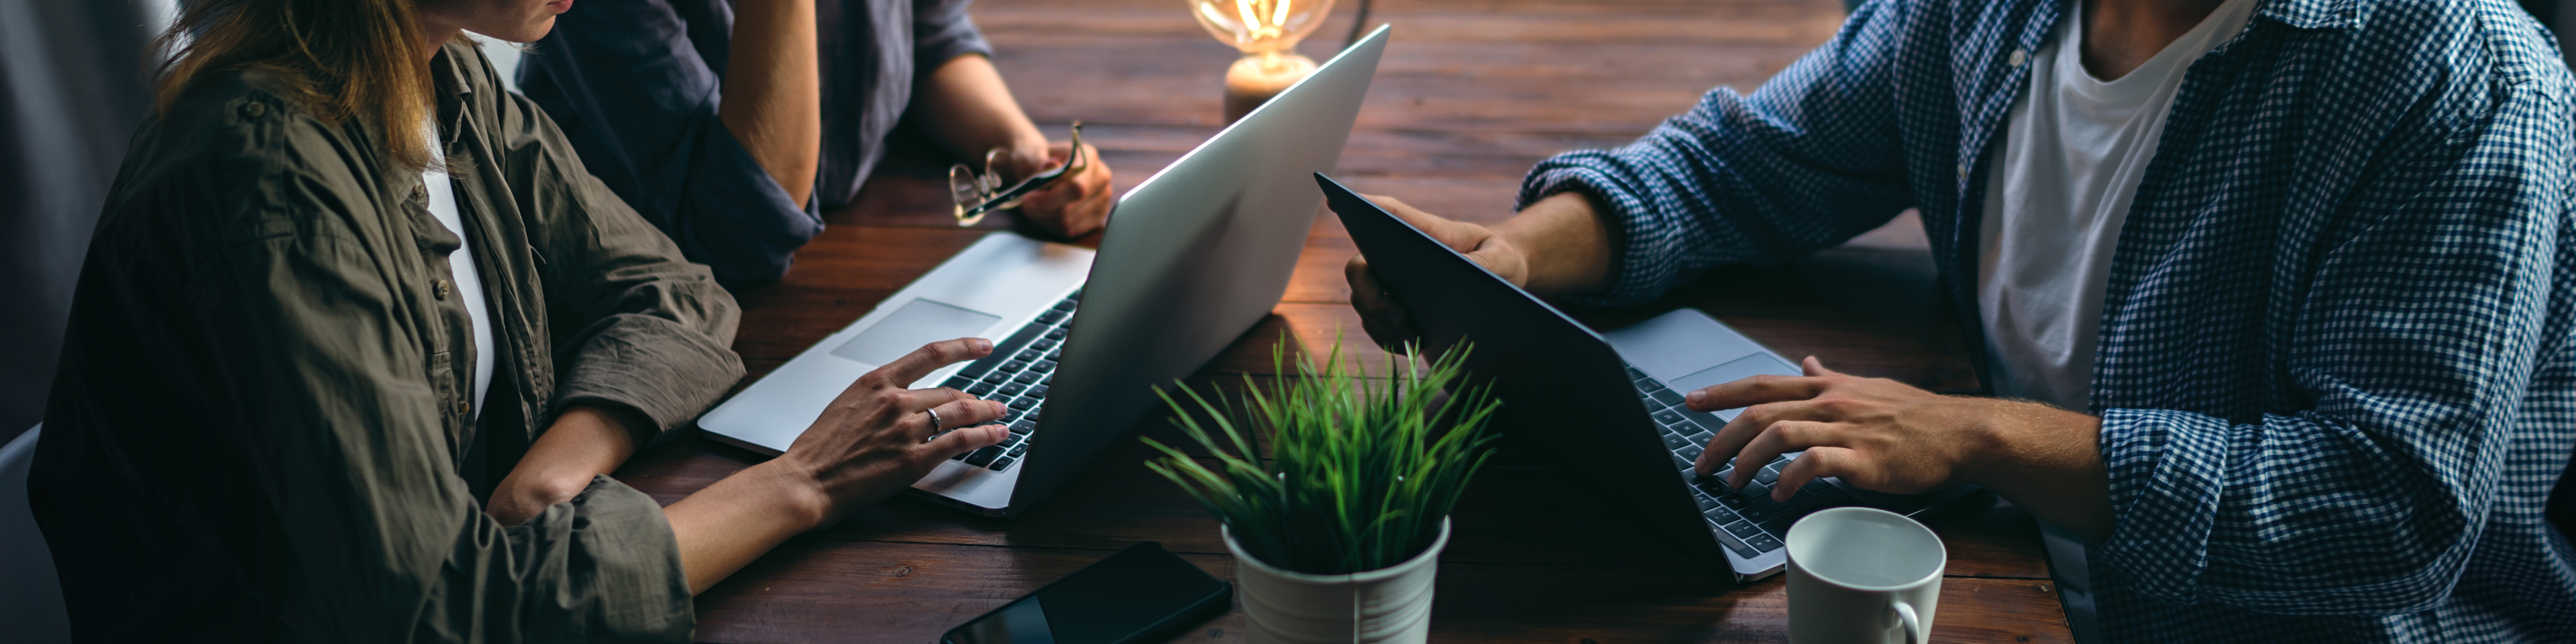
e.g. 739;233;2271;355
1141;333;1503;575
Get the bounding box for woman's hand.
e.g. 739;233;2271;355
1011;141;1115;238
773;337;1012;525
664;337;1010;594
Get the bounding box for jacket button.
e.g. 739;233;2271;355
239;103;266;119
455;400;472;415
433;278;452;300
2007;49;2029;67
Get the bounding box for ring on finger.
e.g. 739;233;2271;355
922;408;946;443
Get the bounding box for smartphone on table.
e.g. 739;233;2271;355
941;541;1231;644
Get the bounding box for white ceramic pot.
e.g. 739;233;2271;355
1223;519;1449;644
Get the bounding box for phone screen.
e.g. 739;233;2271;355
943;542;1231;644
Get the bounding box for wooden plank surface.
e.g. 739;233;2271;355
610;0;2064;641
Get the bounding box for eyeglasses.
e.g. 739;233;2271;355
949;121;1089;226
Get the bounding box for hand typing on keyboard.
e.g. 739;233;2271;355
1684;355;2117;541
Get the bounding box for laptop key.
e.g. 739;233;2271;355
1052;299;1077;311
1030;337;1059;351
1704;506;1741;525
1009;397;1038;410
1790;490;1826;510
1663;433;1692;450
957;322;1048;378
1044;350;1061;361
1747;533;1784;552
1693;493;1721;512
968;382;998;396
1016;349;1046;362
1722;520;1763;538
1672;454;1696;471
1026;385;1049;398
1000;383;1026;396
1648;388;1686;408
1001;360;1029;373
1044;327;1067;340
941;376;976;390
1717;494;1750;510
1008;443;1030;457
1711;525;1761;558
1627;367;1651;381
988;456;1016;471
1652;409;1686;426
1755;466;1782;485
1036;310;1068;324
1012;372;1040;384
1675;443;1703;462
1009;419;1037;435
1034;360;1058;372
965;446;1004;466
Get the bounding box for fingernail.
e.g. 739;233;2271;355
1686;390;1705;404
975;338;994;352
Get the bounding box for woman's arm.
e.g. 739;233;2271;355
487;405;647;525
662;337;1007;592
720;0;821;207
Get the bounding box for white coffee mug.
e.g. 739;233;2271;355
1785;507;1946;644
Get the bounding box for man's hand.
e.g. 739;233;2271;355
773;337;1010;525
1686;356;2114;539
1009;141;1115;238
1344;195;1531;351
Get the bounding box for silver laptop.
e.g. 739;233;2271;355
698;26;1392;517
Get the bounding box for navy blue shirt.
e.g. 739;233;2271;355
519;0;992;284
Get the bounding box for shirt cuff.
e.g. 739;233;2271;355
511;476;694;641
2092;407;2231;604
552;313;745;445
1516;161;1663;307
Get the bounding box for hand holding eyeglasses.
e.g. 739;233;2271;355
950;122;1115;237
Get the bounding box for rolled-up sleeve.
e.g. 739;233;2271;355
517;0;818;285
2091;76;2568;614
913;0;994;70
1515;0;1920;306
208;156;693;640
494;78;747;443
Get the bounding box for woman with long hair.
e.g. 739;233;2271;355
30;0;1007;639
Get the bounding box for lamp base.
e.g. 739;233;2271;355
1223;53;1318;123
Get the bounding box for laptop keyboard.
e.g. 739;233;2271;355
1627;366;1860;558
935;291;1081;473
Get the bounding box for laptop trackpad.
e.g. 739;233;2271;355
1668;354;1803;414
830;299;1002;367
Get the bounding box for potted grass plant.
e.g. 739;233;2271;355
1142;339;1501;644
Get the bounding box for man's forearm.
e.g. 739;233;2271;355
915;54;1049;169
1496;191;1618;296
721;0;821;206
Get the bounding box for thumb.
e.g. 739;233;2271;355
926;425;1007;459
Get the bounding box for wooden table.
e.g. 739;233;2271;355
612;0;2076;640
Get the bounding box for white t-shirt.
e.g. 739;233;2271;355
421;120;494;419
1975;0;2258;411
1978;3;2259;639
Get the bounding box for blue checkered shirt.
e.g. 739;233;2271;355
1518;0;2576;639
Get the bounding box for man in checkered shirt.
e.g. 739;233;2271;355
1344;0;2576;640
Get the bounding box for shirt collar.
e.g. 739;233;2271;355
428;42;475;149
2253;0;2360;30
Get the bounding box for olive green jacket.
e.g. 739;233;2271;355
30;42;741;642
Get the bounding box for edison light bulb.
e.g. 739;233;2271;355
1191;0;1334;121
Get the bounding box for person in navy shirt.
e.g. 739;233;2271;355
519;0;1112;284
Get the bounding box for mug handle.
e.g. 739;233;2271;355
1892;601;1923;644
